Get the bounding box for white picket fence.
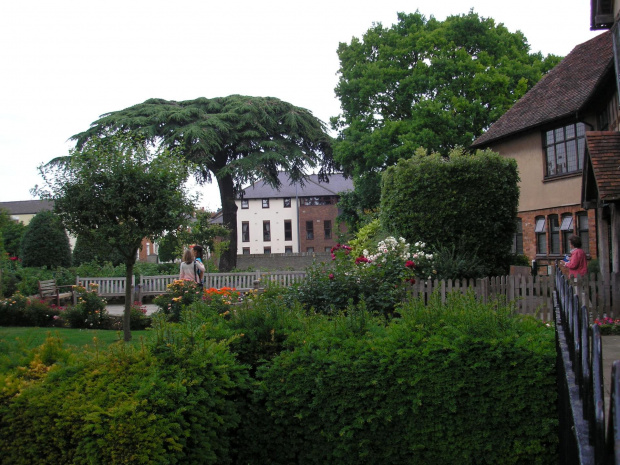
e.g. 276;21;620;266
74;271;308;302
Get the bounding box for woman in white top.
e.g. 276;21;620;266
179;249;205;283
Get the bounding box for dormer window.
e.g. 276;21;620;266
543;122;586;178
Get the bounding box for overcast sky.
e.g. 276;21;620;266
0;0;602;211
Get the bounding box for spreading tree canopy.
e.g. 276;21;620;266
72;95;335;271
331;10;561;177
36;133;196;341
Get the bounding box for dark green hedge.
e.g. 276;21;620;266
380;149;520;275
0;292;557;464
249;293;557;464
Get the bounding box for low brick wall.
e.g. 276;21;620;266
235;252;332;271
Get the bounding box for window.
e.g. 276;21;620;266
264;247;271;255
241;199;249;209
324;220;332;239
262;199;269;208
549;215;560;255
283;198;291;208
285;246;293;254
577;212;589;253
263;221;271;241
306;247;314;253
301;196;335;206
306;220;314;240
561;214;574;254
535;216;547;254
243;247;250;255
544;122;586;177
242;222;250;242
325;247;331;252
512;218;523;254
284;220;292;241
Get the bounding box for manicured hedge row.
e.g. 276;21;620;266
0;291;557;464
242;293;558;464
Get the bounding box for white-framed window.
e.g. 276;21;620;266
283;198;291;208
535;216;547;254
561;214;574;254
549;215;560;255
262;199;269;208
242;222;250;242
544;122;586;177
263;221;271;241
241;199;249;209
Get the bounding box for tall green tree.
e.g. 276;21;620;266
331;9;561;178
36;132;195;341
0;209;26;258
157;210;228;264
71;95;334;271
20;211;72;269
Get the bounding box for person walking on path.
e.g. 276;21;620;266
560;234;588;278
179;249;205;284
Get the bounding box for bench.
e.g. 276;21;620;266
38;279;74;306
75;276;136;304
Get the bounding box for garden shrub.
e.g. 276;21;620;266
64;284;110;329
20;211;72;269
381;148;520;276
0;293;62;327
250;292;557;464
153;279;206;322
0;321;249;464
291;237;434;316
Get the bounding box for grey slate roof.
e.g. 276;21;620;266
239;172;353;199
471;31;613;148
0;200;54;215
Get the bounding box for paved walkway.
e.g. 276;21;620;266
106;304;159;316
603;336;620;415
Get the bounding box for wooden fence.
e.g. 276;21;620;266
409;274;555;321
572;272;620;320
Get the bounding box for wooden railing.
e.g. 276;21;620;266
409;274;555;321
75;276;135;303
572;273;620;320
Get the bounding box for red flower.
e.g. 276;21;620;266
328;273;335;280
405;260;416;269
355;256;370;265
9;256;18;261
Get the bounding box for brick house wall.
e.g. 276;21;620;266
518;206;596;275
298;200;347;253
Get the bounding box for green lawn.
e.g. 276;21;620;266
0;326;152;374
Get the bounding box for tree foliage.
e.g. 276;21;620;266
331;10;561;177
71;233;125;267
0;209;26;259
20;211;71;269
157;210;229;263
36;132;195;340
71;95;334;271
380;148;519;276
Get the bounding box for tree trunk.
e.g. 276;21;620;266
217;173;238;272
123;260;135;342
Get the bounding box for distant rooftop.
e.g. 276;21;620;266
239;172;353;199
0;200;54;215
471;31;613;148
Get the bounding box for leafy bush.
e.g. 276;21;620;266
252;292;557;464
431;243;487;280
291;237;434;316
0;293;62;327
20;211;72;269
381;148;520;276
153;279;205;322
0;326;249;464
63;284;110;329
